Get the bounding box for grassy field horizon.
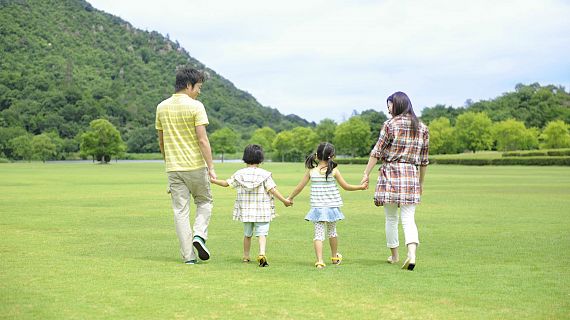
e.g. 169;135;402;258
1;163;569;319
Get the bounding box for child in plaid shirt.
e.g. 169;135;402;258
210;144;291;267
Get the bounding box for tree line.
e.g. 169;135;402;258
3;86;570;162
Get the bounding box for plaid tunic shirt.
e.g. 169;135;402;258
227;167;277;222
370;114;429;206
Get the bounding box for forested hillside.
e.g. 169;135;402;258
0;0;312;155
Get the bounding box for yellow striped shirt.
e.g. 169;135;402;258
155;94;209;172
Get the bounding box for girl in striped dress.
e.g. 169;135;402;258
288;143;367;269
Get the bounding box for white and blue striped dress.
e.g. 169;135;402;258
304;167;345;222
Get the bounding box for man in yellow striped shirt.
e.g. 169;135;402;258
156;67;216;264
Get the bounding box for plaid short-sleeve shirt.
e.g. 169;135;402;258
370;114;429;206
227;167;277;222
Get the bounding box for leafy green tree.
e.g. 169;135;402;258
315;119;337;142
9;134;33;161
32;134;56;162
80;119;126;163
0;126;27;159
420;104;464;125
272;130;295;162
333;117;371;157
540;120;570;149
360;109;388;142
291;127;319;160
493;119;538;151
126;125;159;153
455;112;494;152
210;127;239;162
249;127;276;152
44;131;65;160
428;117;458;154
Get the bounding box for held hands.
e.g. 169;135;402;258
282;198;293;207
360;173;370;190
285;197;294;207
208;168;217;180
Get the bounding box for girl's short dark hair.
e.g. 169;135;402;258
175;66;207;92
242;144;264;164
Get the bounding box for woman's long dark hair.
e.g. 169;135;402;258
304;142;337;180
387;91;420;137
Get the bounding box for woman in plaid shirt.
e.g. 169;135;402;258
362;92;429;271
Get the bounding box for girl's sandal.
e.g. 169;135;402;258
242;257;251;263
257;255;269;267
331;253;343;265
315;262;326;269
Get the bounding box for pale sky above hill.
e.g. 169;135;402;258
88;0;570;123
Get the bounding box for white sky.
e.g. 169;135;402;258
88;0;570;123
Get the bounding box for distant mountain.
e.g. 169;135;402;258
0;0;313;153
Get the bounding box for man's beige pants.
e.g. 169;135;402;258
167;168;213;262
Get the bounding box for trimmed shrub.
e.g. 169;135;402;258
502;151;546;157
336;158;369;165
547;149;570;156
432;157;570;166
502;149;570;157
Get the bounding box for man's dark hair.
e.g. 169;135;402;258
175;66;207;92
242;144;264;165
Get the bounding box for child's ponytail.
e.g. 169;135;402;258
305;152;318;169
325;158;338;181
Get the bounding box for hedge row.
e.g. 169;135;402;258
336;158;369;165
336;157;570;166
431;157;570;166
502;149;570;157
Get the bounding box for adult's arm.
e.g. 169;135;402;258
157;130;165;160
419;165;427;195
361;156;378;186
196;125;217;180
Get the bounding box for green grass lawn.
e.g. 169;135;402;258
1;163;569;319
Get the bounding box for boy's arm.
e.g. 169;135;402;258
288;170;311;200
269;187;292;206
210;178;229;187
335;169;367;191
